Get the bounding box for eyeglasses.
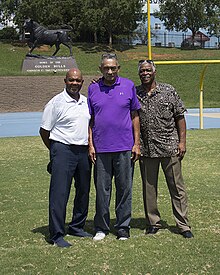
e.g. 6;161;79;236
101;53;117;60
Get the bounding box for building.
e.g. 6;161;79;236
135;1;219;49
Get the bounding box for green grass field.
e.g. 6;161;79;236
0;42;220;108
1;129;220;274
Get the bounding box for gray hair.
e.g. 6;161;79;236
101;53;119;65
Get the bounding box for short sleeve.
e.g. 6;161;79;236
87;85;94;115
168;85;186;118
131;84;141;111
40;101;57;131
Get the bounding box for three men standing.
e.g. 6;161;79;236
40;57;193;248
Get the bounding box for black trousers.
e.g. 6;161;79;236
49;141;91;241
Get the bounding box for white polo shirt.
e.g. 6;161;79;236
41;89;90;145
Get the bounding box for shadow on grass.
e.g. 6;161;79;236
131;218;179;235
31;218;179;241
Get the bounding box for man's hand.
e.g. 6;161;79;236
90;77;101;84
131;144;141;162
177;142;186;160
89;145;96;164
176;116;186;160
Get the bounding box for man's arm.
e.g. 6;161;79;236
39;127;50;150
88;115;96;164
131;110;141;162
176;115;186;160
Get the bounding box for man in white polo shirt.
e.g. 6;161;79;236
39;68;92;248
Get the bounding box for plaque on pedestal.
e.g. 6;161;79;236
22;55;77;73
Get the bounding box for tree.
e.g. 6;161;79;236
81;0;103;44
0;0;20;26
155;0;219;41
205;0;220;40
98;0;144;47
0;0;18;19
13;0;84;40
79;0;145;46
1;0;145;45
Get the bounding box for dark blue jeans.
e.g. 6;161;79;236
94;151;133;234
49;141;91;241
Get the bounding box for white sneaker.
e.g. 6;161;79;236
118;237;128;241
93;232;106;241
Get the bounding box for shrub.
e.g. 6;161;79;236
0;27;19;40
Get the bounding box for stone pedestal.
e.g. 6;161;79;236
22;55;77;72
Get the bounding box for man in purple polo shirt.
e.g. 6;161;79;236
88;53;141;241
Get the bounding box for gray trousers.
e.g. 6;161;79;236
139;156;191;232
94;151;133;233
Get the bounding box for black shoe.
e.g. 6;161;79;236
67;228;93;238
181;230;194;238
53;237;72;248
117;228;130;240
145;226;160;235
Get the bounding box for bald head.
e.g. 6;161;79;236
66;68;83;80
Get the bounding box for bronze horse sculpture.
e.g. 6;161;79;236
24;19;73;56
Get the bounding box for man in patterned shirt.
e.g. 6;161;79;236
136;60;193;238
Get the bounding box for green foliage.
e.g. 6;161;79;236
1;130;220;274
206;0;220;38
80;0;105;43
13;0;83;39
0;26;19;40
96;0;144;45
156;0;220;38
0;0;19;21
1;0;144;45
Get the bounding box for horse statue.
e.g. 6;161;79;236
23;19;73;56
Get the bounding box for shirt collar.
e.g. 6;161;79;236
137;82;160;97
63;88;85;104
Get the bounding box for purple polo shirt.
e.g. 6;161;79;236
88;76;140;153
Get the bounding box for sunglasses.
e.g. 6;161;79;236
138;59;156;72
138;59;155;66
101;53;117;59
